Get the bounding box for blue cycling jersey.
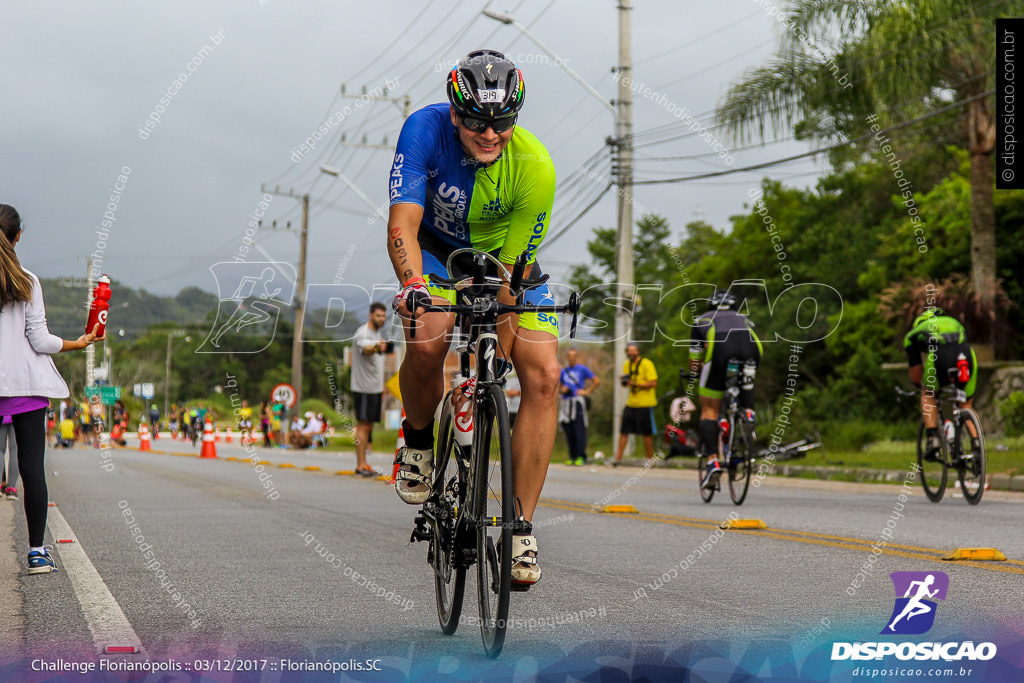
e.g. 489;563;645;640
388;103;556;265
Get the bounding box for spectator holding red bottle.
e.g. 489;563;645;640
0;204;102;574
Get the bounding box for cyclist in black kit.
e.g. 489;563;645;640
688;290;763;490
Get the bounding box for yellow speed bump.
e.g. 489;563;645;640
278;463;295;469
943;547;1007;561
225;457;239;461
599;505;639;514
721;518;768;530
335;470;355;476
257;460;272;466
304;466;321;471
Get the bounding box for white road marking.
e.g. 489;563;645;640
47;505;145;655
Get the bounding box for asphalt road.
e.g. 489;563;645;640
2;440;1023;681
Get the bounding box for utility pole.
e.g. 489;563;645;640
293;194;309;410
337;86;412;150
612;0;634;453
260;186;310;412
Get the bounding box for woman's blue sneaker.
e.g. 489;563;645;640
27;548;57;574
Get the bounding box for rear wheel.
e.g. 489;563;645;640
916;421;947;503
432;400;467;634
473;385;513;658
728;418;754;505
955;410;986;506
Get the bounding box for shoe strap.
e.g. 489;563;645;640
394;448;432;487
395;468;431;487
512;534;538;565
394;446;430;467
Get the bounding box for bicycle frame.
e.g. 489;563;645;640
418;252;578;544
408;250;580;657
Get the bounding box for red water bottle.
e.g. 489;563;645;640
86;275;111;337
956;353;970;384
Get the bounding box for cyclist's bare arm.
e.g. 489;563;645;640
388;203;425;315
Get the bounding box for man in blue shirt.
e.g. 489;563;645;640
559;349;599;466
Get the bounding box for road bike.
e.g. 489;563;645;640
407;249;580;658
897;380;986;505
698;359;756;505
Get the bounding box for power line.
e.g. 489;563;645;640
628;9;1000;147
541;182;613;250
634;8;762;66
631;89;994;185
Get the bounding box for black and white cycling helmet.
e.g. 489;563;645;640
446;49;525;120
709;289;738;311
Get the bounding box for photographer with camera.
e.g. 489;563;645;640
351;302;394;477
611;344;658;467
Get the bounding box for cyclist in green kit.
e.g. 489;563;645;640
387;50;558;587
904;308;979;459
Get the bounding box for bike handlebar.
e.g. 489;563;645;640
407;250;580;339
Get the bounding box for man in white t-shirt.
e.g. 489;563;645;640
351;303;390;476
302;412;323;448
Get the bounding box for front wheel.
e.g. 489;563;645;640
916;421;947;503
432;400;467;634
472;385;513;658
728;419;754;505
955;410;986;506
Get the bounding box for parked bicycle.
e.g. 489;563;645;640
699;359;756;505
896;382;986;505
408;249;580;658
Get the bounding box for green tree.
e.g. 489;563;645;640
567;213;680;344
718;0;1021;338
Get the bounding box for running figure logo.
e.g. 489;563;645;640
198;262;295;354
881;571;949;635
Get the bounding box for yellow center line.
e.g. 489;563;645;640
535;497;1024;576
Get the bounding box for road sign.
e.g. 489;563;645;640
271;383;297;408
86;386;121;405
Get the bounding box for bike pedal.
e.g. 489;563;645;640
510;583;532;592
410;515;431;543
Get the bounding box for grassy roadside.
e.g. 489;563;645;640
795;435;1024;475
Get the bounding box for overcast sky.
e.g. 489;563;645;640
1;1;824;305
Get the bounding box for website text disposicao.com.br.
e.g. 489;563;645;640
851;664;979;679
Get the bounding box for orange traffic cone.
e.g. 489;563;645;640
138;423;152;452
200;418;218;459
153;426;159;440
226;430;233;444
214;426;222;442
390;408;406;483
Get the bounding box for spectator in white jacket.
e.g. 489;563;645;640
0;204;101;574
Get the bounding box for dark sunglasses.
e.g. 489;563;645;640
459;114;517;133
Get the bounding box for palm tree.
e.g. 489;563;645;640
717;0;1017;341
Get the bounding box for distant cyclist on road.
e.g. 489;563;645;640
689;290;763;490
387;49;557;587
904;308;978;459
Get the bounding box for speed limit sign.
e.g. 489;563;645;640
271;383;297;408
